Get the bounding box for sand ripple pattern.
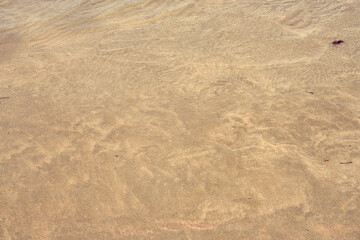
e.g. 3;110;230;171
1;0;360;239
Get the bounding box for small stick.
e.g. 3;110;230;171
0;97;10;99
340;161;352;164
332;40;344;45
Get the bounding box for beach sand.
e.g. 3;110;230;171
0;0;360;239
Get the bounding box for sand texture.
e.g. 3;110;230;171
1;0;360;239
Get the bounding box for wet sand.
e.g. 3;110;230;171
1;0;360;239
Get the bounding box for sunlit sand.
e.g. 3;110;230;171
1;0;360;239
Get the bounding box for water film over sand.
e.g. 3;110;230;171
1;0;360;239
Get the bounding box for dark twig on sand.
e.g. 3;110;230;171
332;40;344;45
0;97;10;99
340;161;352;164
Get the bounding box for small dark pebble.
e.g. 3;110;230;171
340;161;352;164
332;40;344;45
115;155;119;158
324;159;329;162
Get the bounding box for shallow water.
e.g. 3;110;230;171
1;0;360;239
